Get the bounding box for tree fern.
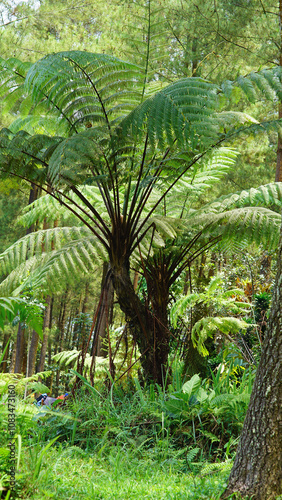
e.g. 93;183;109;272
220;66;282;104
25;51;144;135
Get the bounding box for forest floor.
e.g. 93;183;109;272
15;445;231;499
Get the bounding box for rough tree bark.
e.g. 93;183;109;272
111;260;170;385
223;223;282;499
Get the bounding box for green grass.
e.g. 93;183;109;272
0;371;254;499
16;445;232;499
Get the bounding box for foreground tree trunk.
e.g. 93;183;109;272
111;260;170;385
223;225;282;499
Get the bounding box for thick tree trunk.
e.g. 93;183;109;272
223;224;282;499
111;262;170;385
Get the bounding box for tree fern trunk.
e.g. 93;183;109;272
111;262;170;385
223;221;282;500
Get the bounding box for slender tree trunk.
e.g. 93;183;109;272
27;330;40;377
13;184;39;374
37;296;51;373
223;221;282;499
79;281;90;352
54;291;68;392
94;263;114;358
9;342;16;373
14;324;26;374
1;333;10;372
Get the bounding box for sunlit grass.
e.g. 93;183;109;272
20;445;231;500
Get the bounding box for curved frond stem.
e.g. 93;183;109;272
66;55;112;138
11;61;77;133
2;170;110;251
92;174;115;222
127;134;149;224
168;237;221;288
130;142;174;237
133;136;227;242
169;231;205;272
169;235;222;287
100;152;117;218
130;221;156;255
0;141;49;168
69;184;111;238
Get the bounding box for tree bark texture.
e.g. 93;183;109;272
223;225;282;499
36;296;51;373
14;323;26;374
94;263;114;358
111;261;170;385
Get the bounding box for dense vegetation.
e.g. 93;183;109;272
0;1;281;499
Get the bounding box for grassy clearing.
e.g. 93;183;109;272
15;445;232;499
1;370;253;499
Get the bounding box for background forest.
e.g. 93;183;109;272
0;1;281;499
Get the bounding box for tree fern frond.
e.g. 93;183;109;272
192;317;249;356
198;207;281;251
203;182;282;213
14;235;107;294
24;51;144;135
0;57;32;115
118;78;219;149
0;226;97;276
220;66;282;104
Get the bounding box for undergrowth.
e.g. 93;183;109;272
0;367;255;499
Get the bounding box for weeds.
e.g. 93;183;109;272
0;368;255;499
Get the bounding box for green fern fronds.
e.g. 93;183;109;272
25;51;143;135
191;317;249;356
220;66;282;104
119;77;219;149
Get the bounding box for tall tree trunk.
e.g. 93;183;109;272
13;183;39;374
93;263;114;358
27;330;40;377
37;296;51;373
111;261;170;385
223;222;282;499
79;281;90;352
14;323;26;374
54;291;68;393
